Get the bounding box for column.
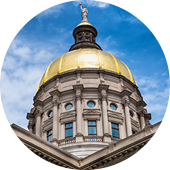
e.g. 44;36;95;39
73;85;84;143
99;84;111;143
101;91;109;135
140;112;146;130
60;123;65;139
52;99;58;145
28;121;34;133
76;95;82;134
84;119;88;136
35;110;41;137
123;99;132;136
73;121;77;137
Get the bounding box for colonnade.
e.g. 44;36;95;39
32;87;147;144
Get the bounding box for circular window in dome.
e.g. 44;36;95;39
129;111;133;117
48;111;53;117
110;103;117;110
65;103;73;110
87;101;95;108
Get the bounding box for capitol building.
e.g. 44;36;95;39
11;5;161;169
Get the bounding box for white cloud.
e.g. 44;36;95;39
73;0;109;8
0;0;30;21
0;38;60;128
135;75;169;124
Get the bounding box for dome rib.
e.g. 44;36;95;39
59;52;67;74
106;52;120;74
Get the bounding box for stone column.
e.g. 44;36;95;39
60;123;65;139
73;121;77;137
123;99;132;136
52;99;59;146
73;85;84;143
35;110;42;137
99;84;111;143
140;111;146;130
28;119;34;133
49;89;60;144
84;119;88;136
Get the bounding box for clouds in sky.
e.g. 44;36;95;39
1;39;57;128
135;75;169;124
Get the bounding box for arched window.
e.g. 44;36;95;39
129;111;133;117
48;110;53;117
110;103;117;110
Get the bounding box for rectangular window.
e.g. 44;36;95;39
65;123;73;138
47;129;52;142
88;121;97;136
111;123;119;138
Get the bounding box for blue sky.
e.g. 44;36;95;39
0;0;169;129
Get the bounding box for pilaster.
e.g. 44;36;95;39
98;84;111;143
73;84;84;143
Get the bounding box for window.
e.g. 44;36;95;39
65;123;73;138
110;103;117;110
87;101;95;108
132;130;136;134
47;129;52;142
111;123;119;138
129;111;133;117
48;110;53;117
65;103;73;110
88;121;97;136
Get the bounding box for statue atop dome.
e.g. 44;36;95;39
80;3;88;21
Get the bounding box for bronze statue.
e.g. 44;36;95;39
80;3;88;21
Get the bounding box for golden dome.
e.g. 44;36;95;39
37;48;135;90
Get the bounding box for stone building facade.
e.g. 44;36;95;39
0;12;170;170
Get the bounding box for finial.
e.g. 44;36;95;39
80;3;88;21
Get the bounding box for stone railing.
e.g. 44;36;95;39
84;136;103;142
58;137;76;146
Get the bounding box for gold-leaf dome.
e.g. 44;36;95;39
37;48;135;90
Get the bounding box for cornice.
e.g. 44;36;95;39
11;122;160;169
0;133;78;170
34;99;44;107
82;126;170;170
49;89;61;97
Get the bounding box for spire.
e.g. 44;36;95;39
69;4;102;51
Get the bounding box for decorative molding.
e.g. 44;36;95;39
42;117;53;132
82;128;170;170
0;134;78;170
83;109;101;120
60;110;76;124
